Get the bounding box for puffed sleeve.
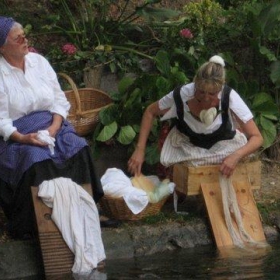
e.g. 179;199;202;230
229;89;253;123
0;89;17;140
42;57;70;119
159;83;195;120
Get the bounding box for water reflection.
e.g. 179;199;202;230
104;242;280;280
34;242;280;279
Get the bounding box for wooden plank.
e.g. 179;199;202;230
173;161;261;196
201;182;233;247
31;183;93;278
232;180;266;242
201;180;265;248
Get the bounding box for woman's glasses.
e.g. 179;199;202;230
12;34;26;45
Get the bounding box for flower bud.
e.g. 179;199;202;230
179;28;193;39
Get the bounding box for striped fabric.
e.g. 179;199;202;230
160;127;248;167
0;111;88;186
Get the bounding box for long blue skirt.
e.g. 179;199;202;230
0;111;103;238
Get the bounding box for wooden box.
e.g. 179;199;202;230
173;160;261;196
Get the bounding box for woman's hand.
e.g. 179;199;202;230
127;147;145;176
11;132;47;146
220;152;242;178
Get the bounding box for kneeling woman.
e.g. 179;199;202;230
128;55;263;178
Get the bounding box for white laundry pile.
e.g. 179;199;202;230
38;177;106;275
101;168;175;214
37;130;55;154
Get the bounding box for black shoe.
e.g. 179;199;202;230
100;219;120;228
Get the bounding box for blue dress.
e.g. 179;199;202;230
0;111;104;238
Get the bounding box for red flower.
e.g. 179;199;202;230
179;28;193;39
62;43;77;55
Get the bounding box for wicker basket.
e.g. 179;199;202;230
100;195;169;221
58;72;112;136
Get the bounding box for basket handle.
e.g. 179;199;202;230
58;72;83;116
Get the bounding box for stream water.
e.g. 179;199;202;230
102;242;279;280
29;240;278;280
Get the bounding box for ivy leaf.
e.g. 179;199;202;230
96;121;118;142
117;125;136;145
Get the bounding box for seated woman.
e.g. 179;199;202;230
128;55;263;178
0;16;104;239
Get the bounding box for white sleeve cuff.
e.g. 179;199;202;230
0;119;17;141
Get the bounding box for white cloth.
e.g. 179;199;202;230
148;179;175;203
0;52;70;140
37;130;55;154
101;168;149;214
101;168;175;214
199;107;217;126
219;175;268;249
38;177;106;275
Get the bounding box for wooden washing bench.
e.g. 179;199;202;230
172;160;266;248
31;183;92;279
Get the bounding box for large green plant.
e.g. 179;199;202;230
171;0;279;149
40;0;179;75
221;0;280;149
93;50;188;165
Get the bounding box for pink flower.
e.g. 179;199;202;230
179;28;193;39
28;46;38;53
62;43;77;55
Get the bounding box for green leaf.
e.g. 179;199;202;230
270;61;280;87
132;124;141;133
262;114;278;121
138;7;180;21
259;0;280;35
252;101;278;115
259;117;277;149
99;105;119;125
117;125;136;145
155;50;170;76
96;121;118;142
259;46;277;62
156;77;171;93
251;92;278;114
124;88;142;108
118;76;135;95
145;144;160;165
252;92;274;107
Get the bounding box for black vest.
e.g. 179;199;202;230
174;85;236;149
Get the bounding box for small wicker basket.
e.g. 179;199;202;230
100;195;169;221
58;72;112;136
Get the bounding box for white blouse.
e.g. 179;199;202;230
0;52;70;140
159;82;253;134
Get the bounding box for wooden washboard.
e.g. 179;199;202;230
31;184;92;279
